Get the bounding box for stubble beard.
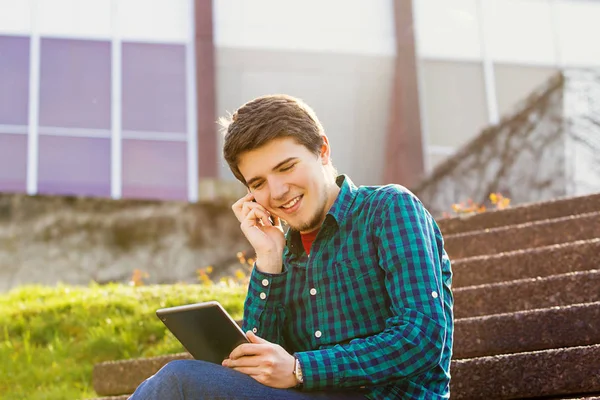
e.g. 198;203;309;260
288;181;330;233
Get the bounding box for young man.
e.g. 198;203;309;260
129;95;453;399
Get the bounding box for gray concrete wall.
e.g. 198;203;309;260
0;192;250;293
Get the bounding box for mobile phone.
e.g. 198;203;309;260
252;199;275;225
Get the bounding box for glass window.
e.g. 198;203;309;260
0;35;30;125
122;139;187;201
494;64;558;116
420;60;489;148
37;136;111;197
122;42;187;133
39;38;111;129
0;133;27;193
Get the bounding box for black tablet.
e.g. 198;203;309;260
156;301;249;364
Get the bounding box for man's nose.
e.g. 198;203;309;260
269;177;289;201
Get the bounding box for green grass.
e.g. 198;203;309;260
0;282;247;400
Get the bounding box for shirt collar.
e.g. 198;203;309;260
327;174;359;225
285;174;359;256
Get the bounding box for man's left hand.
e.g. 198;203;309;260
222;331;297;389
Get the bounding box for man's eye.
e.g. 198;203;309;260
251;182;264;190
281;164;295;172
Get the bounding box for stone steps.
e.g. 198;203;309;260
437;192;600;236
454;269;600;318
454;301;600;359
92;301;600;398
452;238;600;288
89;193;600;399
91;345;600;399
450;344;600;399
445;211;600;259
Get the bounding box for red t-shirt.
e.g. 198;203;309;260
300;227;320;255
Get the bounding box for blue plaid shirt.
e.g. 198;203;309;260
243;175;454;399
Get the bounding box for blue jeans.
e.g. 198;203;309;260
128;360;367;399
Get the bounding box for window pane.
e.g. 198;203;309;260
122;43;187;133
420;60;488;148
0;133;27;193
38;136;111;197
39;38;111;129
122;139;187;201
495;64;558;116
0;35;30;125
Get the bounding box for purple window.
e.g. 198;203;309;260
122;42;187;133
0;36;30;125
122;139;187;201
0;133;27;193
37;136;111;197
39;38;111;129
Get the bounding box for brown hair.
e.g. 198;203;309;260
220;94;326;184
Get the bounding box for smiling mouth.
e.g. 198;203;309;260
280;195;302;210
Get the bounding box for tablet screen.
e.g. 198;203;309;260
156;301;249;364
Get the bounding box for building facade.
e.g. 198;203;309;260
1;0;599;202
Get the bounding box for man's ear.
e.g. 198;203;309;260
319;135;332;165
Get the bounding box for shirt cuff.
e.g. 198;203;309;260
294;349;341;391
247;263;288;304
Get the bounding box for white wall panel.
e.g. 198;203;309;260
239;70;358;158
0;0;32;35
556;0;600;67
38;0;111;39
214;0;395;55
414;0;482;61
118;0;190;43
484;0;556;65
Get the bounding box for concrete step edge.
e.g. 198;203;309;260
454;269;600;318
451;344;600;399
437;192;600;236
454;301;600;359
93;353;192;396
445;211;600;259
452;238;600;288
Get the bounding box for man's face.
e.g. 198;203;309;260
237;137;336;233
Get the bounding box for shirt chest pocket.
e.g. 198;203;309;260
319;254;389;335
329;254;385;294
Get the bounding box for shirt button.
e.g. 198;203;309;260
432;291;439;299
252;327;257;333
262;279;269;287
310;288;317;296
315;330;322;338
260;292;266;300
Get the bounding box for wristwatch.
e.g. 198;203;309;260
293;357;304;387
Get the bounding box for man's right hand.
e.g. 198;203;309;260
232;193;285;274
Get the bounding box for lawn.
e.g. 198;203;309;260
0;282;247;400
